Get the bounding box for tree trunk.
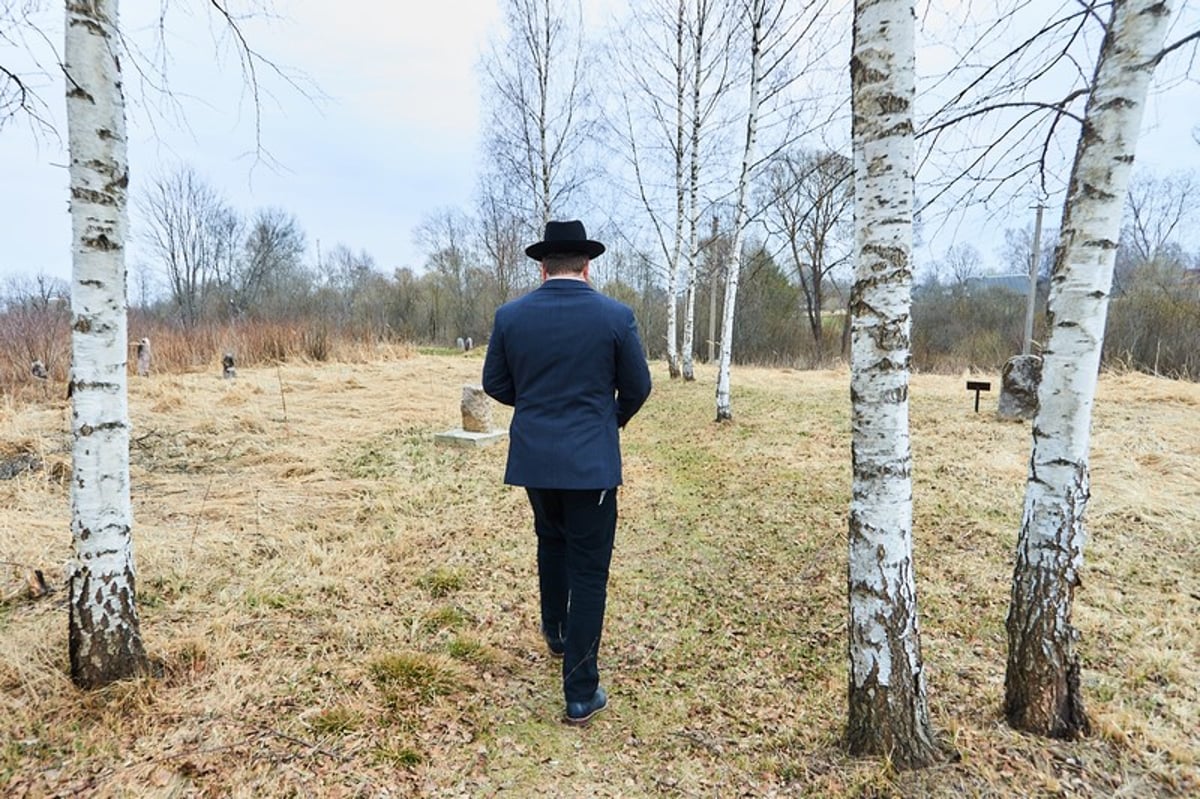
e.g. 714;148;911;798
682;1;717;383
664;0;687;380
1005;0;1171;738
681;22;701;384
714;0;763;422
846;0;940;769
65;0;150;689
681;217;698;380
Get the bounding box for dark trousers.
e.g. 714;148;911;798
525;487;618;703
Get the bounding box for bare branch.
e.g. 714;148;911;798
1152;27;1200;66
204;0;321;170
918;96;1087;139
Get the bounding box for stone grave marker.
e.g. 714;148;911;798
436;384;507;448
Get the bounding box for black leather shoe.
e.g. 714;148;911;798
564;687;607;725
542;629;565;659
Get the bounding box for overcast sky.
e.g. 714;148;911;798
2;0;1198;290
2;0;510;286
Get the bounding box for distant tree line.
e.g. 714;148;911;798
3;162;1198;395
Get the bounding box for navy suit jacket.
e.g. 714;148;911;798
482;278;652;489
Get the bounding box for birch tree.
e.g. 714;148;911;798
482;0;595;231
65;0;150;689
915;1;1197;246
616;0;689;378
845;0;940;768
1005;0;1173;739
713;0;764;421
682;0;736;381
714;0;828;420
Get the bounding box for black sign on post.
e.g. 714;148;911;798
966;380;992;413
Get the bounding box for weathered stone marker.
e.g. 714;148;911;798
461;385;493;432
435;384;507;448
966;379;991;413
997;354;1042;421
136;337;151;377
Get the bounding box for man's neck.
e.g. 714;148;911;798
540;261;590;283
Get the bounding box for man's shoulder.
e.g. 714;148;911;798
498;283;635;320
594;291;636;319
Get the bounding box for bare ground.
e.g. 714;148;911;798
0;352;1197;797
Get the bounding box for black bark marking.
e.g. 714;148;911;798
1097;96;1135;112
882;120;914;138
71;187;116;206
1005;462;1091;738
82;235;121;251
72;380;121;392
69;563;149;689
1080;182;1116;202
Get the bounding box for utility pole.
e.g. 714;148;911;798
1022;204;1045;355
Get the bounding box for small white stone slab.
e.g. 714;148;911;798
434;428;508;448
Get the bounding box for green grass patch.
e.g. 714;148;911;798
308;706;363;737
245;591;296;611
340;440;399;479
422;605;472;632
369;652;464;701
373;743;424;768
416;568;464;598
445;636;498;667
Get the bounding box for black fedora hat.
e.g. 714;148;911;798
525;220;606;261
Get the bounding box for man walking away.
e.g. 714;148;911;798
482;219;652;725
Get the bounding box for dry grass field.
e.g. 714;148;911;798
1;351;1197;797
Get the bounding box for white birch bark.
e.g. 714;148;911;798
714;0;762;421
845;0;939;768
1005;0;1172;738
619;0;689;379
65;0;149;688
664;0;686;380
680;176;699;380
681;0;708;383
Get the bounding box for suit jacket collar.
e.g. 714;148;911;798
538;279;594;292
